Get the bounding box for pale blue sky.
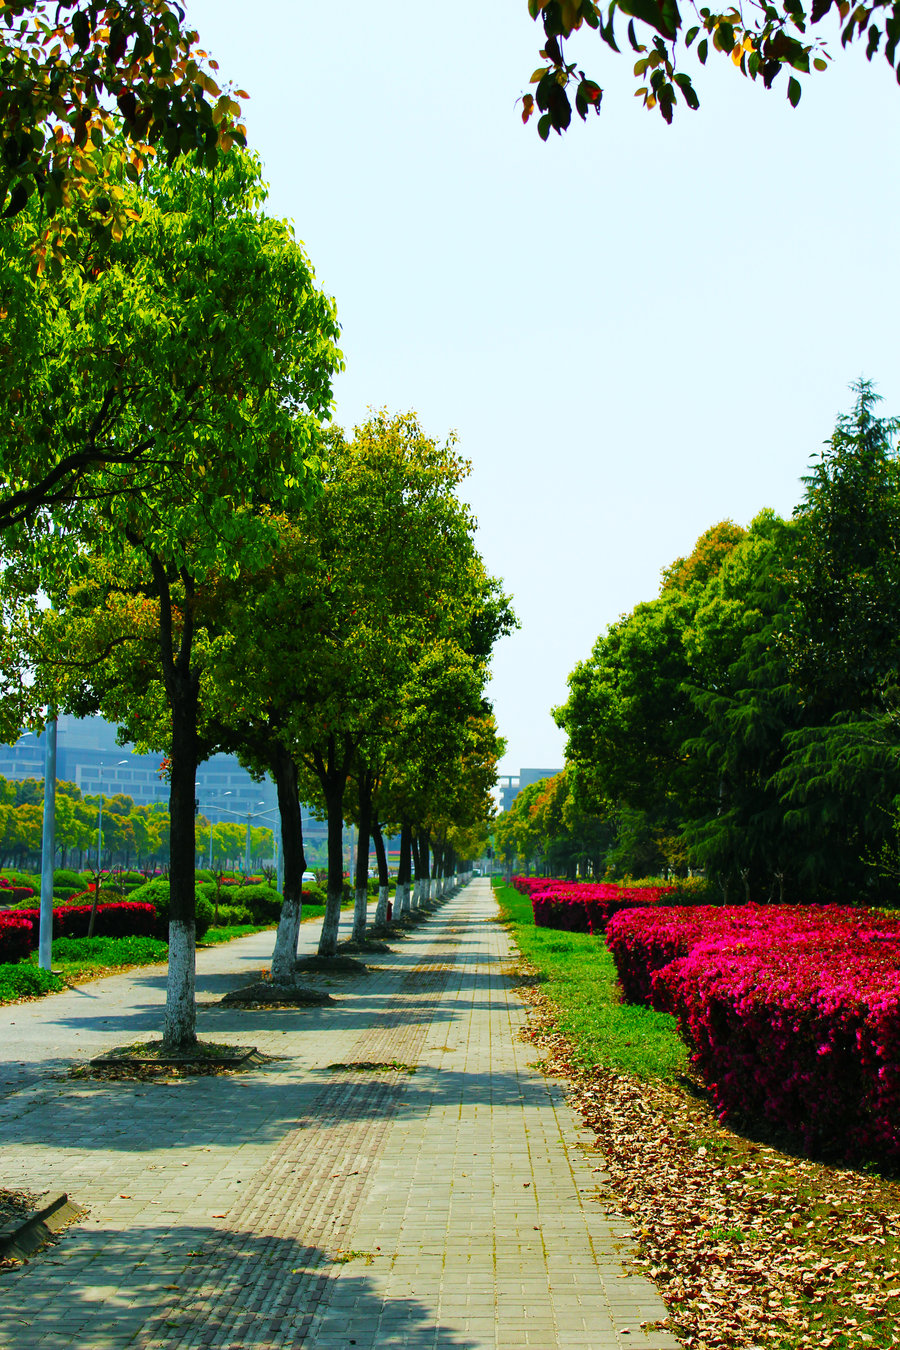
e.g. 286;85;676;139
187;1;900;777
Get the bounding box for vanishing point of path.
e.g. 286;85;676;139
0;879;679;1350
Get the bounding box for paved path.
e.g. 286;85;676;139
0;881;679;1350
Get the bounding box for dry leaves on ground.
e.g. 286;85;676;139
514;972;900;1350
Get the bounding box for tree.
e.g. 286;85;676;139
679;511;811;899
19;147;341;1049
0;2;245;229
772;382;900;899
262;411;513;957
0;126;337;539
522;0;895;133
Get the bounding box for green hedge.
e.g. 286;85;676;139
54;869;87;889
233;883;281;924
213;903;253;926
127;879;214;940
0;963;63;1003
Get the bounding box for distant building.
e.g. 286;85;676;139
0;714;326;842
498;767;563;813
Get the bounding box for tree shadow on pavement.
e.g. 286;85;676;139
0;1052;549;1155
0;1220;480;1350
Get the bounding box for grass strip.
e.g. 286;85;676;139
0;963;64;1004
202;923;273;945
494;880;687;1079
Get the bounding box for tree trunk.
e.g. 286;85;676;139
410;830;423;910
352;769;373;944
395;821;412;916
372;820;390;926
419;831;431;904
316;737;350;957
270;744;306;984
163;683;199;1052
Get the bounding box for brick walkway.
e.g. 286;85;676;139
0;881;680;1350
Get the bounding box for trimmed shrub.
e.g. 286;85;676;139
51;934;168;965
214;904;253;927
14;901;157;944
302;881;325;905
606;903;900;1165
53;885;82;902
518;877;674;937
234;883;281;924
54;869;87;889
128;880;213;940
0;962;63;1003
0;882;36;905
0;871;40;890
0;914;34;963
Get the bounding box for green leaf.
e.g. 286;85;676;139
715;20;734;50
673;72;700;109
697;37;709;63
685;25;700;46
787;75;802;106
538;112;552;140
617;0;679;41
71;10;90;48
2;180;29;218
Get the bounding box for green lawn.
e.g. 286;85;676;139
493;879;687;1079
0;923;275;1004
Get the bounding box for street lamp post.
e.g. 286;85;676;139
199;791;231;870
38;719;57;971
15;730;55;971
245;800;265;876
97;760;129;874
210;800;277;877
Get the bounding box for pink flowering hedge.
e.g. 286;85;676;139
606;904;900;1164
0;913;35;964
11;902;157;952
0;879;35;904
514;875;674;936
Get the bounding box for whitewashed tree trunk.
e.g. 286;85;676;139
317;888;343;956
352;886;368;943
164;920;196;1050
374;885;390;926
400;881;412;914
271;895;302;983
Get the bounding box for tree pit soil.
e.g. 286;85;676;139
71;1039;276;1081
220;981;334;1007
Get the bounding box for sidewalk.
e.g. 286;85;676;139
0;881;680;1350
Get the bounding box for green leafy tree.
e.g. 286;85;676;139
679;511;810;899
0;2;245;231
522;0;892;133
773;382;900;899
19;148;340;1049
248;411;513;957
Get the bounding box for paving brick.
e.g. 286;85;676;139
0;883;681;1350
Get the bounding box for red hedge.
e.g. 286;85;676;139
12;902;157;949
0;913;34;964
516;876;674;936
0;884;36;904
606;903;900;1165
